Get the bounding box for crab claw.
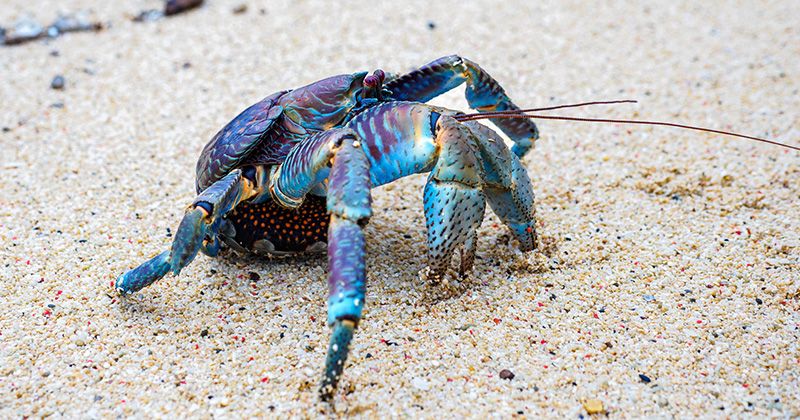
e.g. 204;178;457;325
320;319;356;401
169;207;208;275
116;250;171;295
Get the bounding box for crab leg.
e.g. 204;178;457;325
269;128;372;401
116;166;269;294
385;55;539;157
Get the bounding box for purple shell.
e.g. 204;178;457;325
195;90;287;192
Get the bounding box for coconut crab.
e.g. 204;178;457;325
117;55;542;400
116;55;795;400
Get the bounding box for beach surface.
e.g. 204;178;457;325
1;0;798;417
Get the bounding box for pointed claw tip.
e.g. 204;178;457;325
319;319;357;401
319;385;334;402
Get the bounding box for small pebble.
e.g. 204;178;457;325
427;21;436;30
639;373;651;383
248;271;260;282
583;399;604;414
165;0;204;16
51;75;65;90
133;10;164;22
232;4;248;14
499;369;515;380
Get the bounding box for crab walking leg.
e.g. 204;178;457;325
464;121;537;251
116;166;269;294
384;55;539;158
269;128;372;400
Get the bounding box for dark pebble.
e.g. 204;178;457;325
232;4;248;14
427;21;436;30
499;369;515;380
50;49;60;57
200;329;208;337
51;75;65;90
248;271;260;282
165;0;204;16
639;373;651;383
50;102;64;108
365;353;372;358
182;62;192;69
755;298;762;304
47;304;56;308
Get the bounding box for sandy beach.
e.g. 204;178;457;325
1;0;798;417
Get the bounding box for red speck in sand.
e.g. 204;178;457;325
493;318;501;325
592;313;599;319
261;377;269;383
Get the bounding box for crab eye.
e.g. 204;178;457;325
363;74;381;89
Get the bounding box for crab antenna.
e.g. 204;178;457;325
455;113;800;151
499;99;638;113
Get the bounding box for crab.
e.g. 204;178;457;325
116;55;540;400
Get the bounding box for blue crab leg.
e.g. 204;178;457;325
116;166;269;294
269;128;372;400
384;55;539;158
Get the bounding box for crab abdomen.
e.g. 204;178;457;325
222;194;329;254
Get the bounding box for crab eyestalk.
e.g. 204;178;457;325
320;319;356;401
362;69;386;100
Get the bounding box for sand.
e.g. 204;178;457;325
1;0;798;417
